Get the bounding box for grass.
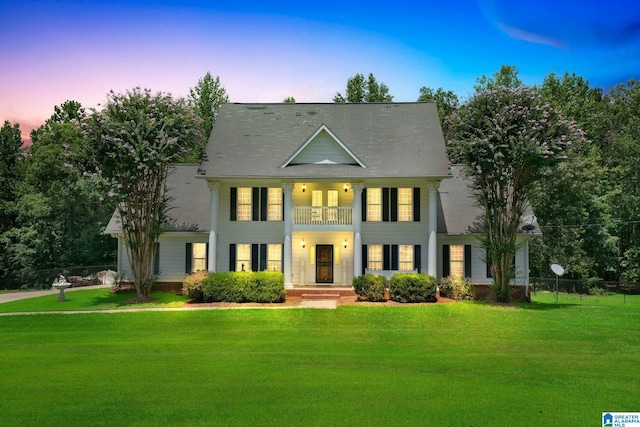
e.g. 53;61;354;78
0;288;188;312
0;293;638;426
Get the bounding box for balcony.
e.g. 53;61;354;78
294;207;353;227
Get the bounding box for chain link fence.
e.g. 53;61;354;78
1;265;117;290
530;277;640;297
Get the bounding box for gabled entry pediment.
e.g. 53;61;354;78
280;124;366;168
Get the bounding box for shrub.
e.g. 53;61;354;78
352;274;386;302
439;276;474;300
202;271;285;303
389;274;437;303
182;271;209;302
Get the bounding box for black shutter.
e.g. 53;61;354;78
486;262;492;278
282;190;285;221
383;244;391;270
281;244;284;272
230;187;237;221
252;187;260;221
464;245;472;278
185;243;192;274
391;244;399;270
413;187;420;222
443;245;450;277
260;187;268;221
154;243;160;275
362;245;368;274
205;243;210;271
362;189;367;222
390;188;398;222
229;244;236;272
414;245;421;273
382;188;390;222
251;244;259;272
259;244;267;271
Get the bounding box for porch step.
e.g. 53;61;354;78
300;293;342;300
287;288;355;301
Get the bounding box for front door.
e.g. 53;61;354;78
316;245;333;283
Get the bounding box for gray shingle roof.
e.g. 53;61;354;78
199;102;450;179
438;165;541;236
104;164;210;234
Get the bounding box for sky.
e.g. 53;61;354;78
1;0;639;141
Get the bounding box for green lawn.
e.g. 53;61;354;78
0;289;188;312
1;294;638;426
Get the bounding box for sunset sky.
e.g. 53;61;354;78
1;0;639;140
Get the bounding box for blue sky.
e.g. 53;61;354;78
1;0;638;139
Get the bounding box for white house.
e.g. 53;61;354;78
105;102;539;294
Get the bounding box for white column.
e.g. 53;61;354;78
352;183;364;279
427;182;439;278
282;183;294;289
207;182;220;272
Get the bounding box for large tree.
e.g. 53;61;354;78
333;73;393;103
0;121;26;286
446;86;586;301
188;72;228;144
605;79;640;282
82;88;204;298
529;72;616;283
417;86;459;126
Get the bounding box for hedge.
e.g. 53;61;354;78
439;276;474;300
201;271;285;303
389;273;437;303
352;274;387;302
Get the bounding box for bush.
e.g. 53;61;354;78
389;274;437;303
352;274;386;302
202;271;285;303
439;276;474;300
182;271;209;302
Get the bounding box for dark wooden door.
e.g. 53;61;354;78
316;245;333;283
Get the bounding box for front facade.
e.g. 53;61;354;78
106;103;539;290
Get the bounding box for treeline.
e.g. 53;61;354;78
1;67;638;288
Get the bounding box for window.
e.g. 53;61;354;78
230;243;282;272
450;245;465;277
399;245;413;271
231;187;283;221
398;188;413;221
364;187;419;222
267;188;282;221
327;189;339;222
364;244;420;272
237;188;252;221
368;245;383;270
367;188;382;221
236;244;251;271
267;244;282;271
185;243;208;274
192;243;207;272
443;244;471;278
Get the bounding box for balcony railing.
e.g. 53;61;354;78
294;207;352;226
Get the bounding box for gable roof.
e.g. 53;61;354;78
104;164;210;234
280;124;366;168
198;103;450;179
437;165;541;236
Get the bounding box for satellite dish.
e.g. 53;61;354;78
551;264;565;276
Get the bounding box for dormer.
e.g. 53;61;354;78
280;124;366;168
